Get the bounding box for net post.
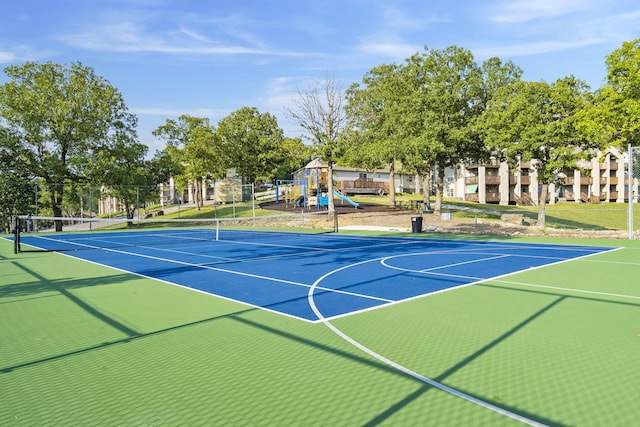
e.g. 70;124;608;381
12;216;20;254
629;143;634;240
215;219;220;241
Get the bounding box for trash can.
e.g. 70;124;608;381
411;216;423;233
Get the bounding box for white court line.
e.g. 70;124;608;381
491;279;640;301
30;235;394;305
419;254;509;273
43;230;430;265
304;246;621;424
306;260;547;427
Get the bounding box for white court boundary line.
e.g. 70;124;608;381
24;235;394;323
306;262;547;427
306;246;622;425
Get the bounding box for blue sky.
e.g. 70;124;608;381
1;0;639;154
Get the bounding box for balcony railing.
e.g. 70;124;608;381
603;177;619;185
485;192;501;202
485;176;501;185
563;177;593;185
465;193;501;203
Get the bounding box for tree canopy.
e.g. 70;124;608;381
346;63;411;207
0;61;138;230
216;107;286;186
2;39;640;227
478;76;596;226
579;38;640;150
153;115;221;209
345;47;519;213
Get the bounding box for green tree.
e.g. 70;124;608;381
578;39;640;161
404;55;522;211
90;135;174;222
216;107;285;186
0;126;37;232
479;77;596;227
346;63;411;207
153;115;222;210
403;46;484;214
267;137;311;182
0;61;138;231
287;78;347;213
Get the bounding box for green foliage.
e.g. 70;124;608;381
268;137;312;182
153;115;222;209
403;46;481;170
153;115;222;181
91;136;169;219
480;77;595;182
580;39;640;150
0;61;138;228
0;127;35;229
478;76;596;226
346;47;520;211
345;63;409;169
216;107;285;185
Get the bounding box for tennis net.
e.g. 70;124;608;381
12;211;338;253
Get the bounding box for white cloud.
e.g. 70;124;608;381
349;4;447;62
473;38;603;60
0;51;17;63
0;45;55;65
490;0;599;23
355;40;422;60
586;10;640;43
57;21;307;56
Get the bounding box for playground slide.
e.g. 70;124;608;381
334;190;360;208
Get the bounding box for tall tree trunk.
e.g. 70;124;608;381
421;166;432;210
194;180;202;210
537;183;548;227
125;202;134;226
388;160;396;207
434;167;445;216
51;184;63;232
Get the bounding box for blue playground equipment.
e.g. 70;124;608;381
333;191;359;208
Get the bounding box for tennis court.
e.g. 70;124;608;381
3;225;640;425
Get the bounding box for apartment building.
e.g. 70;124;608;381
447;147;637;205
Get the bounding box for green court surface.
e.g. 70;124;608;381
2;234;640;426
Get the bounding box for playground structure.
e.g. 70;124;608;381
276;178;360;209
276;167;360;210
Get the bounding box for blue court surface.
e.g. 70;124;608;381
18;229;615;322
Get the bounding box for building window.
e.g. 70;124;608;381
359;173;368;179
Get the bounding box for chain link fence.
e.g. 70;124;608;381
2;181;281;233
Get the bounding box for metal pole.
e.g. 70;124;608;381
629;143;633;240
252;183;256;226
89;186;92;230
136;186;140;225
